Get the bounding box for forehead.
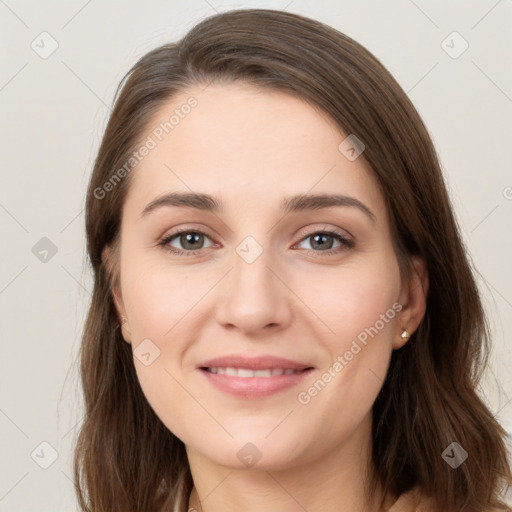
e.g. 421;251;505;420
122;82;386;222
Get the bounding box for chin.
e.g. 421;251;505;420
191;432;310;471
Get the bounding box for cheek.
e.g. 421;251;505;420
292;257;401;414
297;257;401;347
120;252;198;341
120;256;201;436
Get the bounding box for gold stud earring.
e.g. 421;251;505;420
400;329;410;341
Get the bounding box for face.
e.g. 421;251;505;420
107;82;426;471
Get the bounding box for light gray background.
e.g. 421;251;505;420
1;1;511;510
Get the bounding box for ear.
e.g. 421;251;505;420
393;255;429;350
102;245;132;344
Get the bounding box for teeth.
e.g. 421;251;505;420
254;369;272;377
206;367;301;378
239;368;258;377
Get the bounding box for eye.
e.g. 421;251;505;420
159;229;215;255
295;229;354;255
158;227;354;257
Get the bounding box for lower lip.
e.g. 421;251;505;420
199;368;314;399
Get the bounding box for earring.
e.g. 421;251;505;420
118;316;127;329
400;329;410;341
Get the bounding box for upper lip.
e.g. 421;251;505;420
197;355;314;371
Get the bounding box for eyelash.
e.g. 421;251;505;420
158;227;355;257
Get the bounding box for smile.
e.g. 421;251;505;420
204;367;302;377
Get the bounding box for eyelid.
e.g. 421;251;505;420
160;223;216;243
294;224;353;245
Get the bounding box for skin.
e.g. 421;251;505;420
105;82;428;512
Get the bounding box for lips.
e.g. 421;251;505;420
197;354;314;398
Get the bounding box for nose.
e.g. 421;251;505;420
215;246;293;336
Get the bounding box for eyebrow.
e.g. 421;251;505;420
139;191;376;223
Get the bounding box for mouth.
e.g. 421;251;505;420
197;355;315;398
203;367;306;377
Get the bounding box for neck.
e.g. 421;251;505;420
186;413;395;512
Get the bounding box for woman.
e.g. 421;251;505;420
74;8;512;511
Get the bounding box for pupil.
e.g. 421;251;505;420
182;232;202;249
312;234;333;250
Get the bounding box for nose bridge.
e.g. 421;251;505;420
233;237;273;293
215;234;292;333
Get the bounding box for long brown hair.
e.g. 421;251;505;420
74;8;512;511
